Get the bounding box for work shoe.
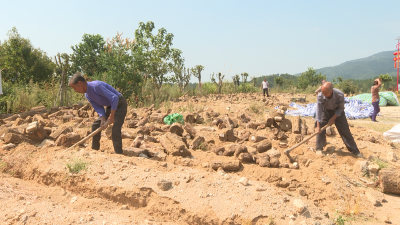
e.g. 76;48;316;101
355;153;365;159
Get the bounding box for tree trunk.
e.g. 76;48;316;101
4;114;21;122
169;123;183;136
198;77;201;89
292;116;301;134
301;118;308;136
4;133;33;144
276;131;288;140
211;160;241;171
55;132;81;147
183;124;196;139
60;70;65;107
379;168;400;194
49;126;73;140
159;133;190;157
265;114;274;127
136;117;148;127
279;118;292;132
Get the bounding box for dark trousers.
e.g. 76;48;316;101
263;88;269;97
92;95;127;154
315;110;360;155
371;101;380;121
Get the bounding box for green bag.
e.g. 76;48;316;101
164;113;185;125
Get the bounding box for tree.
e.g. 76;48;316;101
337;80;358;95
298;67;326;89
274;76;284;91
54;53;70;107
232;74;240;92
0;27;55;83
211;72;225;94
133;21;180;90
241;72;249;92
337;77;343;83
379;73;393;90
102;31;140;97
70;34;106;76
251;77;256;86
181;68;192;92
171;52;191;93
192;65;204;89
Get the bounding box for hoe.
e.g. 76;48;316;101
284;124;329;163
64;121;109;152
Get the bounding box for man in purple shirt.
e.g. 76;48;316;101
315;82;363;158
69;73;127;154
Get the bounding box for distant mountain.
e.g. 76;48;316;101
308;51;398;80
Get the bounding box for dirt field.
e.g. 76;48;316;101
1;93;399;225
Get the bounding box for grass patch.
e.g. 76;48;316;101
249;102;263;115
163;100;172;113
188;102;195;112
334;214;347;225
198;142;208;151
332;209;348;225
374;158;389;169
66;158;90;174
0;160;7;172
268;218;275;225
349;121;396;133
178;105;188;113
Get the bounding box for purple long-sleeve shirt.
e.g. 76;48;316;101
85;81;121;118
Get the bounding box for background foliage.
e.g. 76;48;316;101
0;25;399;114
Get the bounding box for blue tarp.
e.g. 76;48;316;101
280;97;375;120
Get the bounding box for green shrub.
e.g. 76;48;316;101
66;158;89;174
374;158;389;169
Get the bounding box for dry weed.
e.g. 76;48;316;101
344;192;361;216
0;153;29;177
353;121;395;132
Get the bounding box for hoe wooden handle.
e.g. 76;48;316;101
64;121;109;152
284;124;330;154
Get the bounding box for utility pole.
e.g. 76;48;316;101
394;36;400;92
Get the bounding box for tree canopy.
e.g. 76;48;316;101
133;21;181;90
70;34;106;76
0;27;55;83
298;67;326;89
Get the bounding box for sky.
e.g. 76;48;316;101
1;0;399;82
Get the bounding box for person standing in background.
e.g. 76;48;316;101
370;78;381;122
261;79;270;97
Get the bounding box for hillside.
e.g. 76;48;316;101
314;50;397;80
